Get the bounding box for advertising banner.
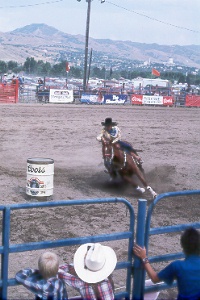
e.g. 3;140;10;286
80;93;102;104
142;95;163;105
131;94;173;106
162;96;174;106
49;89;73;103
103;94;127;104
185;95;200;107
131;94;143;105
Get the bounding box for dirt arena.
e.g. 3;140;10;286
0;103;200;299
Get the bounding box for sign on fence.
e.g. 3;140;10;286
103;94;128;104
186;95;200;107
80;93;102;104
49;89;73;103
131;94;173;106
80;93;128;104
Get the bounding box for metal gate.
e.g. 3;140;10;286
1;191;200;299
0;197;135;300
133;190;200;300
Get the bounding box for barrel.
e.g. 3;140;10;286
26;158;54;197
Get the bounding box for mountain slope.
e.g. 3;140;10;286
0;23;199;68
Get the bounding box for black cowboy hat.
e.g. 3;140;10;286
101;117;117;126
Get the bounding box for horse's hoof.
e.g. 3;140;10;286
136;186;145;193
147;186;157;198
152;192;158;199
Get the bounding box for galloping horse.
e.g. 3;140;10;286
101;137;157;198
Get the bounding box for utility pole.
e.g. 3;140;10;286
77;0;105;92
83;0;91;92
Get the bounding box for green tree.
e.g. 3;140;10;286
0;61;7;74
178;74;185;84
23;57;37;74
68;66;82;79
7;61;18;71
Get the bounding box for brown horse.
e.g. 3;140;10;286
101;137;157;198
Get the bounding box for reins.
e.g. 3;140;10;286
102;138;127;171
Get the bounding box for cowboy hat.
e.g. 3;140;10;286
73;243;117;283
101;117;117;126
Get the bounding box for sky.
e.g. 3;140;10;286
1;0;200;46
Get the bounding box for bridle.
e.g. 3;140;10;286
102;138;127;171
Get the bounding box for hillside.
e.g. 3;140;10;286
0;23;200;68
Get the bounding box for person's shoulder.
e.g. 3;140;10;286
169;259;186;270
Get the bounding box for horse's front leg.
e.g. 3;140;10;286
104;158;117;180
122;174;145;194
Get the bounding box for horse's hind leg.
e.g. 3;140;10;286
127;160;157;197
147;186;157;198
136;169;157;198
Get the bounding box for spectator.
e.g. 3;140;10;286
15;251;68;300
38;78;44;85
133;227;200;300
58;243;117;299
2;73;7;85
12;75;17;85
18;76;24;92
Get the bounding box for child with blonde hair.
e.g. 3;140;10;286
16;251;68;300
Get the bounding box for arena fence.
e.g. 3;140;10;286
0;83;18;103
0;191;200;299
133;190;200;300
0;197;135;300
17;83;200;107
0;82;199;107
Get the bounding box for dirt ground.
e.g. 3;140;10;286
0;103;200;299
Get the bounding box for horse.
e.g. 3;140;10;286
101;137;157;198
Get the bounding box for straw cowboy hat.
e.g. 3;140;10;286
101;117;117;126
74;243;117;283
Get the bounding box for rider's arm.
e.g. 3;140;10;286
112;126;121;143
96;129;104;142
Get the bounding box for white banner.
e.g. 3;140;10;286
49;89;73;103
142;95;163;105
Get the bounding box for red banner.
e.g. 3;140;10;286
152;68;160;77
131;94;143;105
185;95;200;107
163;96;174;106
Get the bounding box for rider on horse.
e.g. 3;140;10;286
96;117;143;169
96;118;157;198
